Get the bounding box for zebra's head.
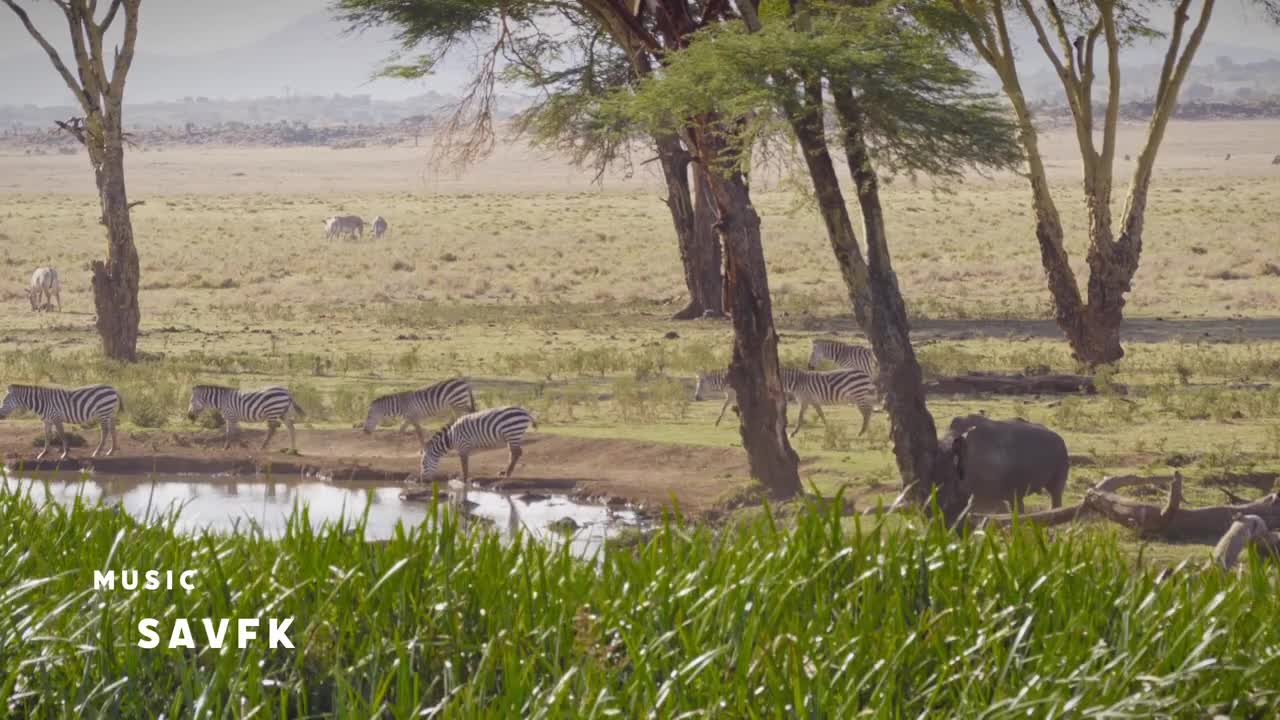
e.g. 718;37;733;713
187;385;221;420
26;287;39;311
420;427;452;478
808;340;829;370
0;386;22;418
363;395;390;434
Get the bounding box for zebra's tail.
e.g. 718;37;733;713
291;399;306;417
116;393;125;413
529;412;538;430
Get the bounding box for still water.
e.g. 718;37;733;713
1;473;645;556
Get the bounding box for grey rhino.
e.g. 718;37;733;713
937;414;1068;513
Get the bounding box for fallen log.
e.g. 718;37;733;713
972;502;1088;528
1211;515;1271;570
925;372;1125;396
1085;473;1280;540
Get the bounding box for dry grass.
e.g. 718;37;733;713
0;119;1278;551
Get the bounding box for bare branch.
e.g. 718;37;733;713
1152;0;1193;110
99;0;123;32
108;1;141;100
1;0;92;114
1097;0;1121;182
126;200;145;210
54;117;88;145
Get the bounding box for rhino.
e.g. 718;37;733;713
935;414;1068;513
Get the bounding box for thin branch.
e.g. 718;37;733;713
99;0;123;32
1097;0;1121;180
1152;0;1193;110
1042;0;1080;83
108;1;141;100
1;0;92;114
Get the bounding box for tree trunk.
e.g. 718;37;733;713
655;132;724;320
691;126;801;498
832;85;956;515
91;139;141;361
785;77;871;330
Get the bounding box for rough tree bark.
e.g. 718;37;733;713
691;125;801;497
832;83;955;513
951;0;1216;364
4;0;143;362
657;132;724;320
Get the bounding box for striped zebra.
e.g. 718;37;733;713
363;378;476;443
0;384;122;460
187;385;304;452
808;339;878;378
420;406;536;482
694;367;877;436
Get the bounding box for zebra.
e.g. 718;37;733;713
187;385;305;452
784;368;877;437
808;339;878;378
324;215;364;240
0;384;122;460
28;267;61;312
363;378;476;443
420;406;536;482
694;367;877;435
371;215;388;239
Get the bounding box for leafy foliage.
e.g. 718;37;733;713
5;487;1280;715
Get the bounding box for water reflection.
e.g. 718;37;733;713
1;473;643;557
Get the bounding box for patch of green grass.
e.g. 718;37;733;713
4;488;1280;716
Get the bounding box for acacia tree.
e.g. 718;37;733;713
336;0;724;319
943;0;1275;364
616;4;1019;508
340;0;802;495
4;0;143;361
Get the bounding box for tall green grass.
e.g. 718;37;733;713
3;487;1280;717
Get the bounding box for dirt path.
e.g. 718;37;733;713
0;426;757;515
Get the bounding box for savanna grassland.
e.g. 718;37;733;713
1;119;1279;532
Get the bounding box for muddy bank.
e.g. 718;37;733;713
0;426;754;515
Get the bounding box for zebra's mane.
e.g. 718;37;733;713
6;384;43;392
193;384;235;391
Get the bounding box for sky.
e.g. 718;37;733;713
2;0;1279;106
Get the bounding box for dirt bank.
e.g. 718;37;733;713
0;426;757;515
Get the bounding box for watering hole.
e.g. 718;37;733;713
0;473;648;556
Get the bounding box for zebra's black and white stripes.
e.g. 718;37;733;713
420;406;536;481
187;385;304;451
694;367;878;436
0;384;122;459
808;339;878;378
364;378;476;442
782;368;877;437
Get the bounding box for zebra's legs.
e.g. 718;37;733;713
284;419;297;452
715;397;732;427
55;420;69;460
261;421;278;451
503;444;523;478
790;402;809;438
53;288;61;312
459;452;470;483
857;405;871;436
224;420;239;450
810;403;830;430
92;420;108;457
36;421;53;460
408;419;425;445
107;420;118;456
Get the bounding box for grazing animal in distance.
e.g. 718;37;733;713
28;267;61;312
324;215;364;240
187;385;304;452
420;406;536;482
936;414;1068;513
0;384;122;460
363;378;476;443
371;215;388;239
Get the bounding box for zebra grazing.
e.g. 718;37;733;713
808;339;878;378
694;367;877;435
187;385;304;452
363;378;476;443
371;215;388;239
28;267;61;312
0;384;122;460
420;406;536;482
324;215;364;240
